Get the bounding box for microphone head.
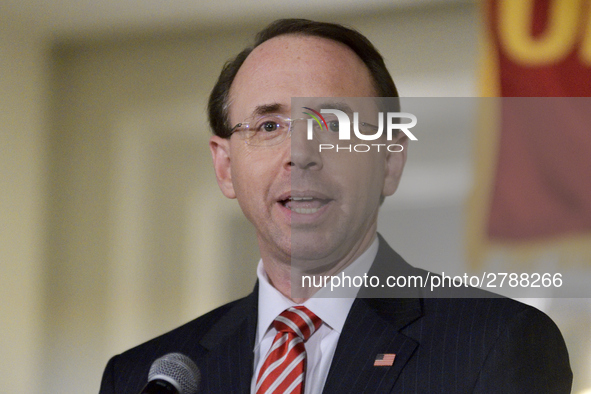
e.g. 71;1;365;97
148;353;200;394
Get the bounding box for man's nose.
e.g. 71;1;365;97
288;119;323;170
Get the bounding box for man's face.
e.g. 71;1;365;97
210;35;406;272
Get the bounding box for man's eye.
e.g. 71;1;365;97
328;121;339;132
260;121;279;132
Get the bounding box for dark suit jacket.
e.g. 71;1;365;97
99;238;572;393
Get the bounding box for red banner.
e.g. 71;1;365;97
485;0;591;241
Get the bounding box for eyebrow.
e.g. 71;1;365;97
252;103;286;118
317;101;354;116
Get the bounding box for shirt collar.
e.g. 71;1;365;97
255;237;379;346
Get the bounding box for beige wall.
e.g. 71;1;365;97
40;6;479;392
42;5;482;392
0;15;47;394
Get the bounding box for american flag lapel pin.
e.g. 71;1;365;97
374;353;396;367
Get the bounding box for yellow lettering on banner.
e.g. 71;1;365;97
499;0;582;65
581;3;591;65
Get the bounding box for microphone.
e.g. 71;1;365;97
139;353;201;394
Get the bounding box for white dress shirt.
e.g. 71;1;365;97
250;238;379;394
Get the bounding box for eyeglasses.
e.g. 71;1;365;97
230;114;380;147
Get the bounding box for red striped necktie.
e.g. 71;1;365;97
255;306;323;394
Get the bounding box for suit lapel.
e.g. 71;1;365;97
199;287;258;393
322;298;421;393
323;236;424;393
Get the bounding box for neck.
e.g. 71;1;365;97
261;229;377;302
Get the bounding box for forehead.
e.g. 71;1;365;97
228;34;376;123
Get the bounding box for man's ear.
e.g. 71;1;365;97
382;135;408;197
209;135;237;199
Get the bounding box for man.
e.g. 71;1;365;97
100;19;572;393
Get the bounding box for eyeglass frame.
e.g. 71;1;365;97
229;114;380;147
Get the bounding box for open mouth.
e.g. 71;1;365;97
279;196;332;214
